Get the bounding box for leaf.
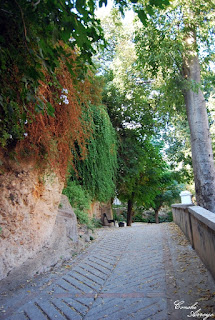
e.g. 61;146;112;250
137;10;148;26
146;5;154;16
61;27;72;43
35;103;44;114
149;0;170;8
75;0;85;11
99;0;107;7
47;102;55;117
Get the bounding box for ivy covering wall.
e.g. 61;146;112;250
66;104;117;203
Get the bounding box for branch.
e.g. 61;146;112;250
33;0;41;7
0;9;13;15
14;0;27;40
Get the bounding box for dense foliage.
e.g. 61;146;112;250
63;102;117;226
99;7;187;223
66;103;117;202
7;50;102;179
0;0;169;148
135;0;215;111
2;0;214;224
134;0;215;212
0;0;106;148
63;181;97;230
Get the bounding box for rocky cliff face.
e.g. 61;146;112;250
0;161;64;280
0;159;110;285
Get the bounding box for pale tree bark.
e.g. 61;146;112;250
182;30;215;212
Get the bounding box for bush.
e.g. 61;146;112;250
133;211;148;223
63;180;91;211
63;181;99;230
133;208;173;223
113;209;126;222
92;218;103;228
159;211;173;223
75;208;90;225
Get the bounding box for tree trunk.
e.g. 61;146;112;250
155;209;159;224
127;197;134;226
183;30;215;212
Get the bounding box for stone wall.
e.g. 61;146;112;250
0;160;65;280
88;201;101;219
172;204;215;280
101;202;114;226
0;193;82;290
88;201;114;226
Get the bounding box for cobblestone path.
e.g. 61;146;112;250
0;223;215;320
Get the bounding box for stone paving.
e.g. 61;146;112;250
0;223;215;320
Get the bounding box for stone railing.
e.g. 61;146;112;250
172;204;215;280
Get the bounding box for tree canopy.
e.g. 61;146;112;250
134;0;215;211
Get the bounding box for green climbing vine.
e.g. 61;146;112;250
66;104;117;203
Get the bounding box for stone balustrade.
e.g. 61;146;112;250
172;204;215;280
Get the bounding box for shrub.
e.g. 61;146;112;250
63;181;102;230
113;209;127;222
133;208;173;223
63;180;91;211
133;211;148;223
159;211;173;223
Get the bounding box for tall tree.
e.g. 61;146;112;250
116;130;166;226
135;0;215;212
100;10;173;225
182;27;215;211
